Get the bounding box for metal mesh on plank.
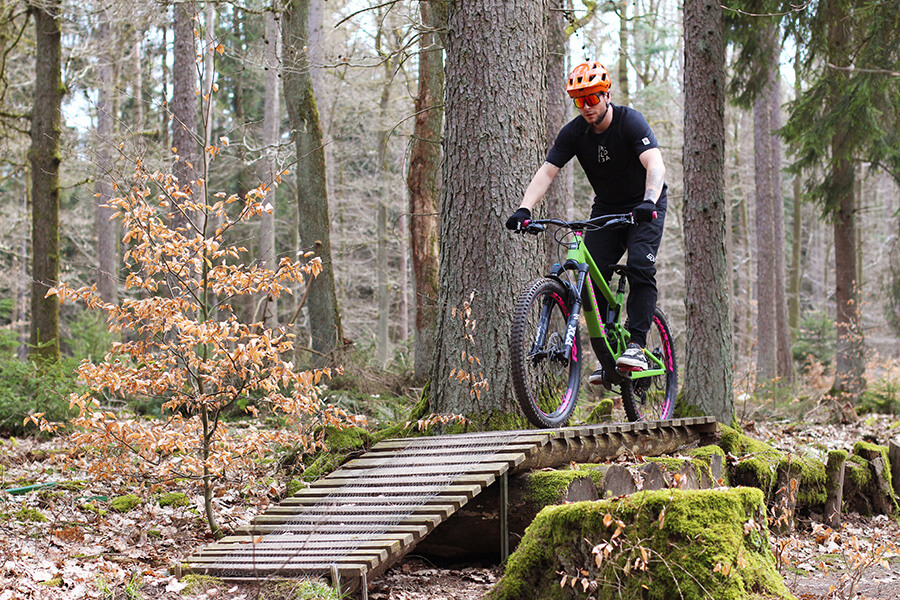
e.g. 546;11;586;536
195;430;540;579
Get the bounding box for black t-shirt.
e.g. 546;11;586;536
546;104;666;212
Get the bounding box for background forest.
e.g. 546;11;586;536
0;1;898;599
0;0;897;433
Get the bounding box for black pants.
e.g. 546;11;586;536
584;204;665;348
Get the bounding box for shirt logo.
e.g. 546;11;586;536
642;137;650;145
598;145;610;163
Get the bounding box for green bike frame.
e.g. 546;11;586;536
549;229;667;381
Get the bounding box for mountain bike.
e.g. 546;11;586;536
509;213;677;428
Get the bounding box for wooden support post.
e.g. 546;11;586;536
889;438;900;497
359;570;368;600
330;564;340;595
500;471;509;562
824;450;847;530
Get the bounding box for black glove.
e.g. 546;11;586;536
633;200;657;223
505;207;531;231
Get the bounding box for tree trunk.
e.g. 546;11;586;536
95;17;118;305
682;0;732;423
616;0;630;106
788;50;803;332
542;0;571;264
768;66;794;386
259;8;280;329
429;0;547;426
754;81;777;381
158;23;169;151
375;29;394;368
172;1;199;231
282;0;344;366
28;0;63;362
827;0;866;399
407;0;445;383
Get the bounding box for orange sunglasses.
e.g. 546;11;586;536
573;93;603;109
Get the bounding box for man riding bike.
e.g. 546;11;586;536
506;61;667;382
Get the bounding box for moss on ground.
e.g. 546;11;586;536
158;492;190;508
110;494;142;513
486;487;794;600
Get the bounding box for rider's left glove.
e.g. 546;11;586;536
633;200;657;223
505;207;532;231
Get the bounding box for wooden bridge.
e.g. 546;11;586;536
180;417;717;596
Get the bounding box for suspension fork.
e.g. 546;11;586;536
549;260;590;360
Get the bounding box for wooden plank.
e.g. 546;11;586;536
312;472;497;488
333;458;523;475
341;452;522;470
293;483;483;498
263;503;458;520
214;532;416;546
378;432;551;446
202;537;408;553
236;523;431;539
366;442;541;455
249;512;444;528
195;547;390;565
280;494;471;510
185;561;369;575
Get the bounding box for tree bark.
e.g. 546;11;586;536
754;73;777;381
429;0;547;425
682;0;732;423
407;0;445;383
259;7;280;329
282;0;344;366
172;0;199;231
827;0;866;399
753;20;792;386
95;16;118;305
824;450;846;530
28;0;63;362
542;0;571;264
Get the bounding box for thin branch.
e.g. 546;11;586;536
826;62;900;77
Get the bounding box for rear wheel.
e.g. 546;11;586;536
621;307;677;421
510;278;581;428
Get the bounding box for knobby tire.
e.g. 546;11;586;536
509;278;581;428
621;306;677;421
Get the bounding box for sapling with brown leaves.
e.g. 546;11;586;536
29;153;359;537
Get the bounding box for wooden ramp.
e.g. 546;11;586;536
181;417;716;593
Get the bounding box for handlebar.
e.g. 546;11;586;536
518;213;639;235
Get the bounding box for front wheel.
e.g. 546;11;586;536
621;307;677;421
510;278;581;428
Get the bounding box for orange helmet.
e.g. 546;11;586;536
566;62;611;97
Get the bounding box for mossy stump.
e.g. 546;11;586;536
845;441;899;515
486;487;794;600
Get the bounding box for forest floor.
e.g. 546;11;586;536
1;412;899;599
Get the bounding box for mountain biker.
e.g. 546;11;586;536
505;61;667;381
